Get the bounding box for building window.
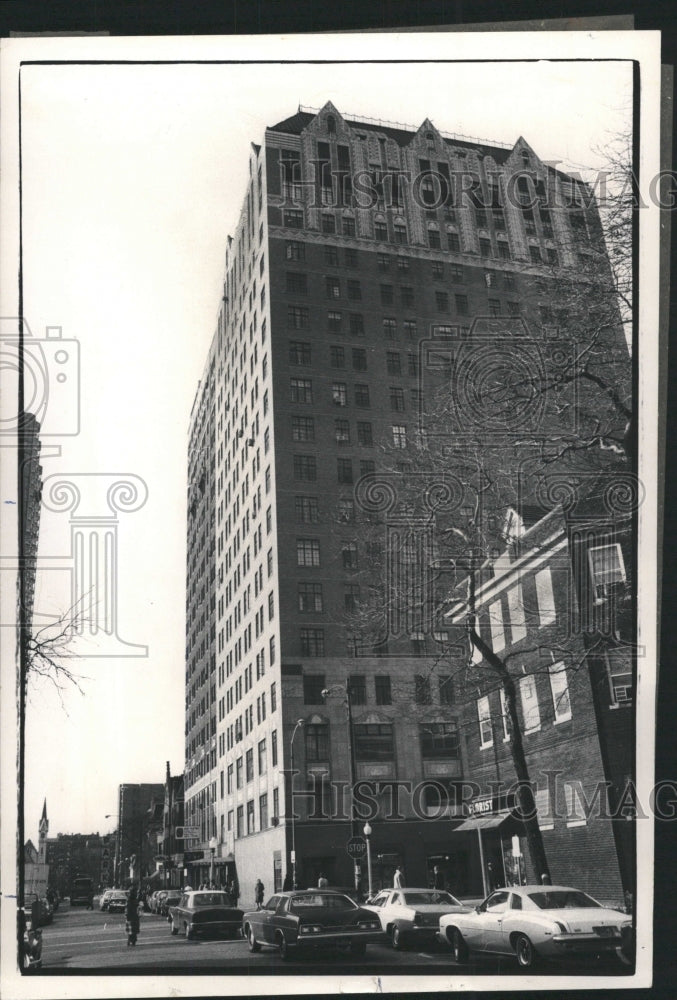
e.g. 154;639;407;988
588;544;627;603
284;209;304;229
301;628;325;656
298;581;324;613
297;538;320;567
338;499;355;522
322;214;336;234
488;298;501;317
549;663;572;723
347;279;362;300
326;276;340;298
335;419;350;445
380;284;394;305
293;454;317;481
352;348;367;371
403;320;418;339
266;506;272;533
546;247;559;265
286;272;308;295
349;674;367;705
454;294;469;315
435;290;449;312
605;650;633;706
382;318;397;340
377;253;390;270
259;793;268;830
393;222;407;244
535;567;557;625
257;738;267;776
305;723;329;761
390;387;405;411
507;585;527;643
360;459;375;476
246;799;255;834
245;748;254;782
375;674;392;705
386;351;401;375
564;781;588;828
432;261;444;279
479;237;492;258
330;344;345;367
342;542;358;570
488;600;505;652
447;231;461;251
270;681;277;712
414;674;432;704
337;458;353;483
355;723;394;761
519;674;541;733
303;673;326;704
375;220;388;240
269;634;276;664
227;763;234;793
272;730;278;766
295;495;319;523
267;548;274;576
349;313;364;336
290;377;312;403
419;721;459;759
292;416;315;442
392;424;407;448
328;313;343;335
401;286;415;308
236;805;244;838
439;675;453;705
357;421;373;446
477;695;493;748
236;756;243;788
355;384;370;408
344;583;360;610
529;245;542;264
428;226;441;249
332;382;347;406
288;305;309;329
268;591;275;620
345;247;358;267
507;301;521;316
286;240;305;261
325;245;339;266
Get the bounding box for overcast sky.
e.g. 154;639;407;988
14;48;636;841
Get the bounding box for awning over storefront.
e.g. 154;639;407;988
186;854;235;867
452;811;517;832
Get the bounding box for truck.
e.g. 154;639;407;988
70;876;94;908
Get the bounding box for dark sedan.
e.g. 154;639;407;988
168;891;243;940
242;890;383;960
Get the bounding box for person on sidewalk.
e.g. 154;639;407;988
393;867;405;889
254;878;265;910
125;884;141;947
318;873;329;888
432;866;445;890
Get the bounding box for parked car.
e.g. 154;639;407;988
18;907;42;972
438;885;633;968
106;890;129;914
99;889;115;911
159;892;182;917
242;889;383;960
363;888;468;950
24;893;53;928
168;890;243;940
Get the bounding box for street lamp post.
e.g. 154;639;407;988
363;822;373;898
290;719;305;889
209;837;218;886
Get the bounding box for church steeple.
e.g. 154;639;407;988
38;799;48;863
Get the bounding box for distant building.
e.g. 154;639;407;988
24;800;49;898
114;783;164;886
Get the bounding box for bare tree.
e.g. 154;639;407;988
24;600;91;702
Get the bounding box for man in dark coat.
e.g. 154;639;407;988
125;884;141;946
254;879;265;910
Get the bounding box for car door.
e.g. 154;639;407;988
476;891;511;953
258;895;281;943
497;891;525;955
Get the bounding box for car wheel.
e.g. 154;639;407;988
450;928;468;964
277;932;291;961
184;922;194;940
350;941;367;958
391;925;406;950
514;933;537;969
246;925;261;952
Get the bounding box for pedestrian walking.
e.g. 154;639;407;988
393;867;404;889
432;865;445;890
231;879;240;907
254;878;265;910
318;873;329;888
125;884;141;947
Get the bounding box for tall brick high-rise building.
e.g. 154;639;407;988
184;103;632;904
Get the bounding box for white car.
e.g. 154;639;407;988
363;888;468;950
438;885;632;968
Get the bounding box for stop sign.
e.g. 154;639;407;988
346;836;367;859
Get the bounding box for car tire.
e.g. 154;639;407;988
450;928;468;964
277;932;291;961
514;933;537;969
350;941;367;958
391;925;406;950
246;925;261;952
184;922;194;940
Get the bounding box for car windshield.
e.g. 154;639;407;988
401;891;459;906
290;893;356;910
193;893;229;906
527;890;601;910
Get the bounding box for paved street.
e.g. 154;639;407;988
31;900;630;978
